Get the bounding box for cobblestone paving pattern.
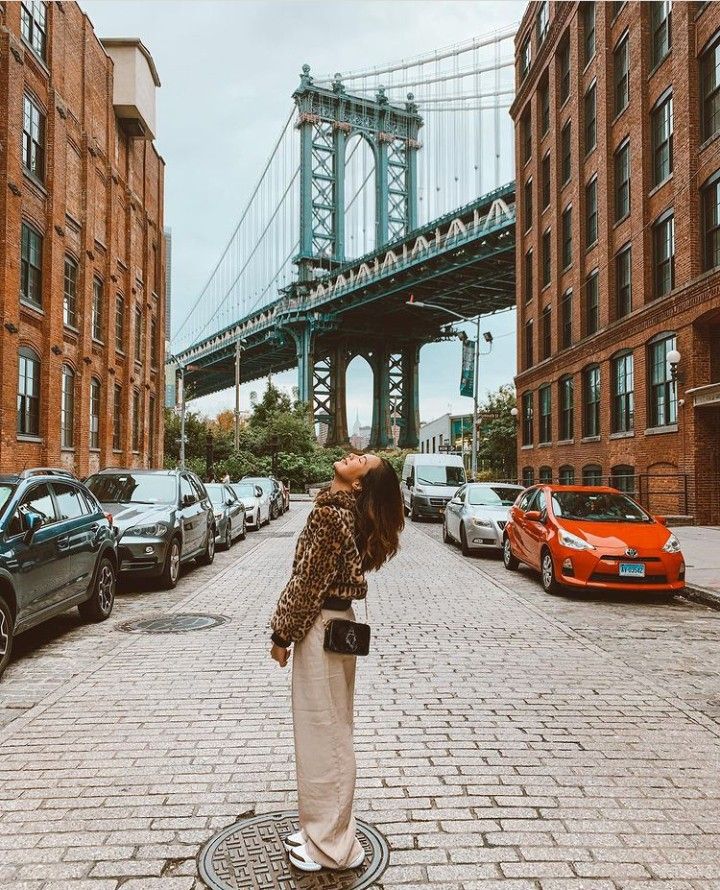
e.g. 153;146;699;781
0;504;719;889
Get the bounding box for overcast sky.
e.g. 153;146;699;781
82;0;525;427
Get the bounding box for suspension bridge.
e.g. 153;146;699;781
170;27;518;448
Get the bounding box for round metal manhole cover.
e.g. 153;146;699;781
198;811;389;889
118;613;229;634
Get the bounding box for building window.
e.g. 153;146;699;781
584;83;597;154
649;333;677;427
616;244;632;318
611;465;635;495
91;278;103;342
525;319;534;368
524;249;534;302
522;391;534;446
561;121;571;184
612;351;634;433
652;92;673;186
539;466;553;484
653;211;675;298
583;364;600;437
132;390;141;451
135;307;143;362
701;32;720;141
614;33;630;115
582;464;603;486
542;305;552;359
20;223;43;307
560;289;572;348
562;205;572;268
20;0;47;60
542;229;551;287
89;378;101;450
536;1;549;45
522;467;535;487
559;465;575;484
559;375;574;440
115;294;125;351
113;384;122;451
149;395;156;458
583;2;596;65
615;140;630;221
60;364;74;449
540;79;550;135
585;176;598;248
585;269;599;336
523;178;533;231
650;1;672;68
702;172;720;271
559;36;570;105
151;317;158;367
520;36;532;80
522;109;532;163
17;347;40;436
542;153;551;209
63;256;77;328
22;94;45;182
539;385;552;443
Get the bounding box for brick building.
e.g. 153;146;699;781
0;1;165;477
511;0;720;523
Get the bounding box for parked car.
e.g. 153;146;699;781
243;476;284;520
205;483;246;549
444;482;524;555
502;484;685;596
401;452;466;521
229;481;271;530
0;468;117;679
84;468;215;590
273;477;290;513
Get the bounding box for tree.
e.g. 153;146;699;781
475;385;517;481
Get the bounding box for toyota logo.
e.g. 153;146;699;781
625;548;638;558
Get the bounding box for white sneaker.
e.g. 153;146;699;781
282;830;304;853
288;843;322;872
348;847;365;869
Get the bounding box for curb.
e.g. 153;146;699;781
680;583;720;611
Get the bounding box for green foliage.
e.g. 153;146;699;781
475;384;517;481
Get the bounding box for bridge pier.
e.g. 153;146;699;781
323;342;350;447
368;341;421;451
399;343;420;449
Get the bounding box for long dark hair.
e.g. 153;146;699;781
354;458;404;572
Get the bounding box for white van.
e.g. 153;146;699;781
401;452;467;521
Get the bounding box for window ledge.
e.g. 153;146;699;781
20;299;44;316
89;448;101;453
612;106;629;126
17;435;43;443
585;239;599;253
22;169;48;195
113;449;123;454
64;323;79;335
557;438;575;446
20;39;50;76
61;447;76;453
538;441;553;448
116;348;126;356
649;173;673;197
613;212;631;229
581;435;601;443
92;337;105;346
521;444;534;451
648;48;672;80
610;430;634;439
645;424;678;436
699;129;720;154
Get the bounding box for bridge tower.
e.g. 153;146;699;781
286;65;423;448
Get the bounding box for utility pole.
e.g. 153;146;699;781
234;339;242;452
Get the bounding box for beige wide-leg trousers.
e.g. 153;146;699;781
291;606;364;869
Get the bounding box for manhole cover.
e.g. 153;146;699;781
118;613;229;634
198;811;389;889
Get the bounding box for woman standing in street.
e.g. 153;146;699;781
270;452;404;872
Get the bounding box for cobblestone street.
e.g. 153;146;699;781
1;503;720;889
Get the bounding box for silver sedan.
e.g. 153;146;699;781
443;482;524;555
206;484;246;550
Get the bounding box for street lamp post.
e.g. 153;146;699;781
234;339;243;452
178;364;187;469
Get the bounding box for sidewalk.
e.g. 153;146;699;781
674;525;720;609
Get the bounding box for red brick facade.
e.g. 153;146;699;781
0;2;165;477
511;1;720;523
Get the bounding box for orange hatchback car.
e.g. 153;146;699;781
502;485;685;596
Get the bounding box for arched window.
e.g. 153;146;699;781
700;30;720;141
582;464;602;486
89;378;101;449
611;464;635;495
539;466;552;483
17;347;40;436
61;364;75;449
559;465;575;485
522;466;535;487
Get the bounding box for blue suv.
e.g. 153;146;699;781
0;469;117;679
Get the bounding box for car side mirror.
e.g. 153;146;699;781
405;477;412;487
181;494;194;508
255;486;263;498
450;497;461;505
226;498;234;507
524;510;542;522
23;510;41;543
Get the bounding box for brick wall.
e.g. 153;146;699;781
0;2;165;477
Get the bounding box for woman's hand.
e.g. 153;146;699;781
271;643;291;668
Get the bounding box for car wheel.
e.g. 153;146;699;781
0;595;14;681
410;499;419;522
240;518;247;541
222;522;232;551
78;556;116;623
541;548;561;594
160;537;181;589
503;536;519;571
442;520;452;544
460;523;471;556
197;527;216;565
403;501;410;517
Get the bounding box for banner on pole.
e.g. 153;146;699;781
460;339;476;397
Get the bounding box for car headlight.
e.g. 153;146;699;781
415;486;426;495
214;510;224;520
662;533;681;553
471;517;493;527
558;528;595;551
126;522;168;537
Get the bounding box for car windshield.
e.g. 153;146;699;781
231;483;256;499
205;485;228;507
551;491;651;523
416;465;466;486
0;484;15;520
85;473;176;505
468;486;521;506
245;478;271;495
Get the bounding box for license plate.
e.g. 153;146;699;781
619;562;645;578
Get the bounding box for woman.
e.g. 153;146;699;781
270;452;404;872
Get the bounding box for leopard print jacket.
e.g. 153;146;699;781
270;489;367;647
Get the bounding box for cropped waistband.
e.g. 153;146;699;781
322;595;352;611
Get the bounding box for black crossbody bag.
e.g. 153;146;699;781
323;616;371;656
